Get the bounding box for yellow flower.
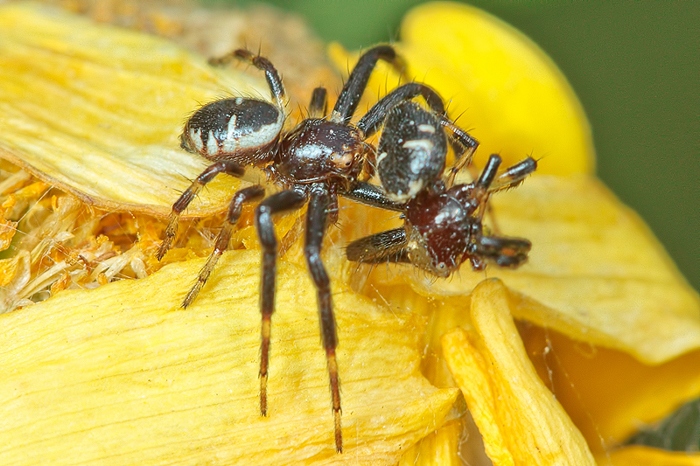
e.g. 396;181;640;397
330;2;700;464
1;2;698;465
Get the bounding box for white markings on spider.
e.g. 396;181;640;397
207;130;218;155
189;127;204;152
402;139;434;152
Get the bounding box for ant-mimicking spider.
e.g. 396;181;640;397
346;98;537;276
156;45;480;452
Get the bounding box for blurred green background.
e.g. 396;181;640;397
226;0;699;290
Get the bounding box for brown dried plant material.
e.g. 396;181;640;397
0;251;458;464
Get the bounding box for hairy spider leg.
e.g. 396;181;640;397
471;154;537;219
209;49;286;109
255;190;307;418
181;185;266;308
308;87;328;118
442;116;480;187
345;227;411;264
356;82;445;136
331;45;401;124
460;154;534;270
343;182;406;211
489;157;538;192
477;156;537;248
304;183;343;452
157;161;245;261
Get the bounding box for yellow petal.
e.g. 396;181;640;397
398;420;462;466
348;174;700;364
521;325;700;452
0;3;267;218
0;250;458;464
441;279;595;465
328;2;595;175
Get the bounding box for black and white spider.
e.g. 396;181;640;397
346;98;537;276
156;45;479;452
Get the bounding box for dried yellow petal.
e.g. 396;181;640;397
442;279;595;465
0;217;17;252
415;175;700;364
0;3;269;217
1;250;458;464
351;174;700;365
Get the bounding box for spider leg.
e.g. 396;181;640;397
470;154;502;221
489;157;537;192
331;45;401;124
476;235;532;268
157;160;245;261
342;181;405;211
181;185;266;308
357;82;446;137
308;87;328;118
346;228;410;264
476;156;537;236
442;116;480;187
255;190;307;419
209;49;286;109
304;183;343;452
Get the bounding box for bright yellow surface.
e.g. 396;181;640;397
0;250;458;464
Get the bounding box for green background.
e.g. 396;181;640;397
227;0;699;291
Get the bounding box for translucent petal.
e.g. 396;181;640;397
347;174;700;364
521;325;700;452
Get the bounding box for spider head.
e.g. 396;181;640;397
277;119;369;185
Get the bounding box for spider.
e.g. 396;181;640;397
345;98;537;276
156;45;479;452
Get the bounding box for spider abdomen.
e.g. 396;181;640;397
377;101;447;202
180;97;284;164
